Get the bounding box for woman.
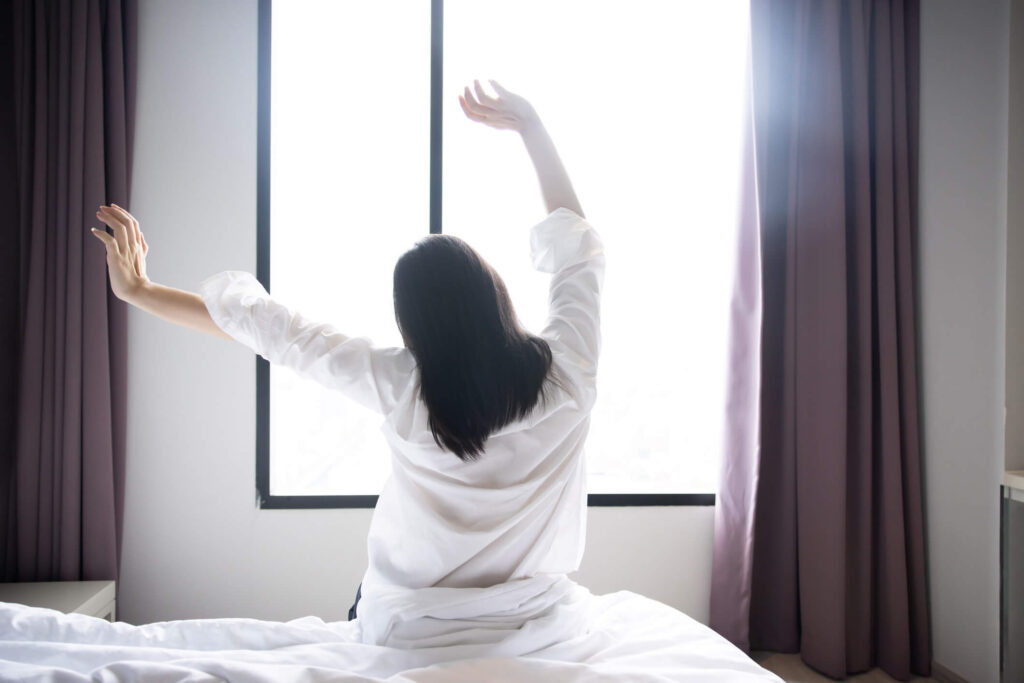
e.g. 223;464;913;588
91;81;605;650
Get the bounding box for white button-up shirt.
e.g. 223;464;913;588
201;208;604;646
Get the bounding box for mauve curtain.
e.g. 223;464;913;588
712;1;930;680
1;0;136;583
709;36;763;655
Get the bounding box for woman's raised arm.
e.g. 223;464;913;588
90;205;233;340
459;80;584;218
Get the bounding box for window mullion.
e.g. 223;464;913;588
429;0;443;234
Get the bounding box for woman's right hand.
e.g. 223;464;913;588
459;80;540;133
91;204;150;302
460;80;583;217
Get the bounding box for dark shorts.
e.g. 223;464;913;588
347;583;362;621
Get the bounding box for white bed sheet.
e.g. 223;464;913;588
0;585;780;682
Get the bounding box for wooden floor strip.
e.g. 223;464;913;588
751;651;940;683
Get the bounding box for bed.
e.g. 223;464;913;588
0;582;780;682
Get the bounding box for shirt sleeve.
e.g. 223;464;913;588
199;271;416;415
529;208;605;382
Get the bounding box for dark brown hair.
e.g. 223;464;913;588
393;235;553;461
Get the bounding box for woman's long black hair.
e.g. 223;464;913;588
393;234;553;461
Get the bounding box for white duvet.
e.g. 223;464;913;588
0;583;780;682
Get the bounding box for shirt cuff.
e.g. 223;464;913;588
529;208;602;274
198;270;269;349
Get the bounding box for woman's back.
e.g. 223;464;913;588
366;207;604;592
369;337;592;591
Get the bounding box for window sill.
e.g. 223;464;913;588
256;493;715;509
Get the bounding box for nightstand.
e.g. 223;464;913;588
0;580;116;621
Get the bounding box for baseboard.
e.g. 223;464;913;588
932;661;971;683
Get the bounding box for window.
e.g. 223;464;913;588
258;0;749;508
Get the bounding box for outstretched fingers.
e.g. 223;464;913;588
459;93;488;122
460;88;518;130
104;204;141;248
90;226;118;253
97;206;131;253
109;204;141;246
462;86;498;114
473;79;498;106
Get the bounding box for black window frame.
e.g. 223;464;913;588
255;0;716;510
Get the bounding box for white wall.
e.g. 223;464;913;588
918;2;1009;682
1007;0;1024;474
120;0;714;626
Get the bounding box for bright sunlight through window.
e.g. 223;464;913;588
268;0;749;497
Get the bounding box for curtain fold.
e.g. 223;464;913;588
713;1;929;680
2;0;136;583
0;0;20;579
709;35;763;653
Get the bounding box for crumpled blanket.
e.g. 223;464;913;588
0;584;781;682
